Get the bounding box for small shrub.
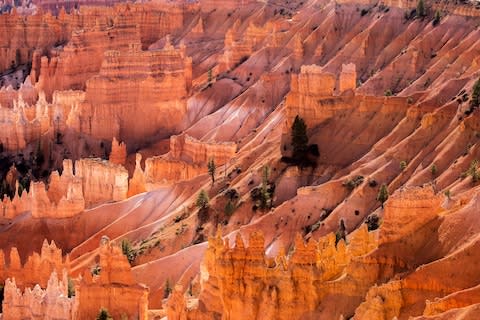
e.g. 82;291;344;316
400;160;407;171
335;219;347;246
224;200;236;216
365;214;380;231
67;278;75;298
207;158;216;185
377;184;389;208
444;189;451;199
464;159;480;184
384;89;393;96
432;10;441;26
416;0;425;17
342;175;364;190
96;308;112;320
470;77;480;110
196;189;209;210
430;163;437;177
368;179;378;188
121;239;136;265
164;279;172;298
91;264;101;276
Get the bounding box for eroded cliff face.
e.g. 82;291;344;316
79;38;192;146
2;0;480;319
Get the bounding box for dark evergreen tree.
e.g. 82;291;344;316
207;158;216;185
96;308;112;320
416;0;425;17
291;115;308;161
470;77;480;109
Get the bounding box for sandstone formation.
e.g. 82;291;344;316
77;37;192;146
0;239;69;290
1;158;127;219
2;270;73;320
72;239;149;320
108;137;126;165
171;225;377;320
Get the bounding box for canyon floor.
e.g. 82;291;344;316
0;0;480;319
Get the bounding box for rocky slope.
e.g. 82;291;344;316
1;0;480;319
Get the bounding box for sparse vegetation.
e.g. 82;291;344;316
91;264;101;276
251;165;275;211
432;10;441;26
196;189;209;210
365;214;380;231
282;115;319;167
196;189;210;224
164;279;172;298
430;163;437;177
377;184;389;208
342;175;364;190
224;200;236;216
400;160;407;171
291;115;308;161
96;308;112;320
0;285;4;313
384;89;393;96
463;159;480;184
208;158;216;185
470;77;480;110
67;277;75;298
335;219;347;246
416;0;426;17
121;239;136;265
444;189;451;199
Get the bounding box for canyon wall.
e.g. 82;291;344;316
34;3;186;100
77;38;192;147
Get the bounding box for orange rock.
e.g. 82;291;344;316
73;239;149;320
109;137;127;165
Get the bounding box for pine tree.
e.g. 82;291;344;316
96;308;112;320
121;239;136;265
291;115;308;161
335;219;347;245
196;189;209;210
164;279;172;298
470;77;480;109
259;165;272;210
432;10;441;26
207;158;216;185
417;0;425;17
377;184;389;208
